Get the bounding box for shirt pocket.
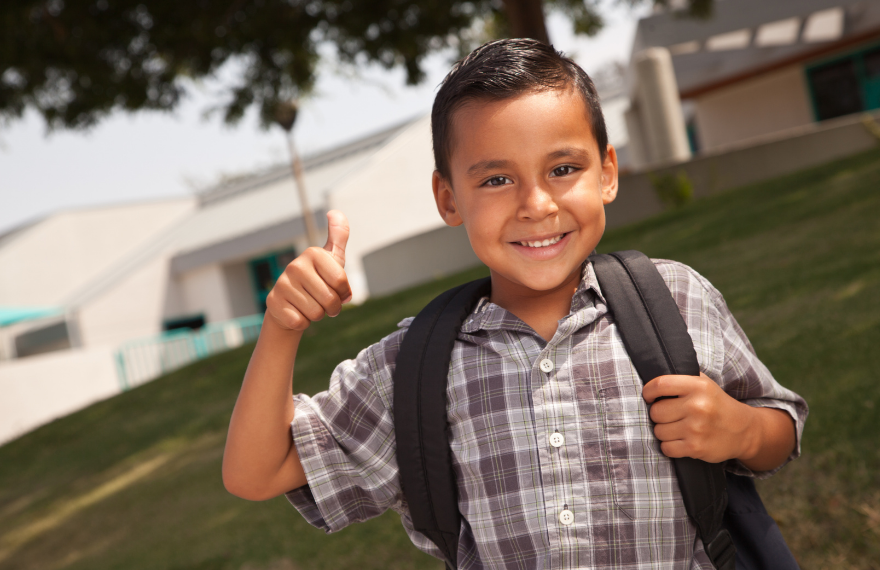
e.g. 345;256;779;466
598;384;688;521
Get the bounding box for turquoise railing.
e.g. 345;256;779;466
114;314;264;390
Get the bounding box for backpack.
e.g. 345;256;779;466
392;250;799;570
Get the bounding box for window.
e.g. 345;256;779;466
163;314;206;332
863;47;880;78
807;43;880;121
15;321;71;358
809;59;862;121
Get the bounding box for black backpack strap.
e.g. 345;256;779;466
590;251;735;570
393;277;492;570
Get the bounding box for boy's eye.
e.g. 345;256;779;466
484;176;512;187
551;165;577;177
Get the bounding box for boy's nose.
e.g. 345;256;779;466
518;181;559;221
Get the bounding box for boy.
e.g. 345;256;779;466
223;39;807;568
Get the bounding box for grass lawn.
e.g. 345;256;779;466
1;149;879;570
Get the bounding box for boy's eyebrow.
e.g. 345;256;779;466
466;159;512;177
547;147;590;161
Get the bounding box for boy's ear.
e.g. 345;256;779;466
432;170;463;227
600;144;619;205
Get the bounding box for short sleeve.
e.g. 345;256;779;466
654;260;809;479
284;325;408;532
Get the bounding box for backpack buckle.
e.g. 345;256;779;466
705;529;736;570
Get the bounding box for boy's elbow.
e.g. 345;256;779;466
221;462;249;499
222;445;307;500
223;472;275;501
222;460;274;501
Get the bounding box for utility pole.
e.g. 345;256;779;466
275;100;320;247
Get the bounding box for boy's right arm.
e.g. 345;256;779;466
222;211;351;501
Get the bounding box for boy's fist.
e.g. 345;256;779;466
642;373;754;464
265;210;352;331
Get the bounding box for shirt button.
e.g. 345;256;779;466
539;358;554;373
559;509;574;525
549;432;565;447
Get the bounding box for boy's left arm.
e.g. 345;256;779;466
644;260;808;475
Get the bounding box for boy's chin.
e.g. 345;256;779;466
492;266;583;296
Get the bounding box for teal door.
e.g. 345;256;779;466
249;249;297;313
861;46;880;111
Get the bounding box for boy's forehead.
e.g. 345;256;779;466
446;88;599;169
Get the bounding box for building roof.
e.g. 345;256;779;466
0;217;45;251
195;116;419;207
0;306;62;327
170;115;421;258
632;0;880;97
0;198;195;308
62;115;425;309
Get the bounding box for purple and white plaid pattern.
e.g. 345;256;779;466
286;259;808;569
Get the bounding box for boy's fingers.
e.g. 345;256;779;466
300;267;344;317
314;250;352;304
653;419;687;442
291;288;328;323
649;399;686;425
659;440;688;459
312;249;348;284
268;301;309;332
323;210;350;268
642;374;699;403
271;271;328;324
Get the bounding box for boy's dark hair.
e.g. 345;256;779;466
431;38;608;181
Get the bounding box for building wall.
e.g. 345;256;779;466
76;253;175;347
362;225;482;297
77;257;241;348
0;345;119;445
602;95;633;168
329;116;447;302
0;198;194;307
693;65;813;152
223;261;259;318
607;108;880;229
179;264;234;324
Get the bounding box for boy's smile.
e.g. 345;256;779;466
433;88;618;323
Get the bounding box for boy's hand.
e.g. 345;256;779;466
643;373;797;471
642;373;754;464
266;210;352;331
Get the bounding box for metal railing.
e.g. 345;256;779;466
114;314;263;390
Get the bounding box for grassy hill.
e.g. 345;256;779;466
2;149;879;570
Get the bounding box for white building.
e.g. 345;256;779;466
1;114;491;441
625;0;880;167
0;115;490;363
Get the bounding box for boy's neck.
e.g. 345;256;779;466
489;267;582;342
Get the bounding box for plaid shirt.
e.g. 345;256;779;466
286;259;808;569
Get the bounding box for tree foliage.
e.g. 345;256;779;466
0;0;711;131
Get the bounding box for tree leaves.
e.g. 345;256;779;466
0;0;712;131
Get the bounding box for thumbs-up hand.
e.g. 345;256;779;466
266;210;352;331
323;209;349;268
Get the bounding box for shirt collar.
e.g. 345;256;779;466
461;258;606;334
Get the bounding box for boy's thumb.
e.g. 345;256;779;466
323;210;349;267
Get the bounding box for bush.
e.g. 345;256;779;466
651;169;694;209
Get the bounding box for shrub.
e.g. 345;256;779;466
651;170;694;209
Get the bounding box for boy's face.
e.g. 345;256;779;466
432;88;618;300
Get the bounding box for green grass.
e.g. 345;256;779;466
2;149;879;570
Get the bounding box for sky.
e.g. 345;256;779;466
0;4;648;235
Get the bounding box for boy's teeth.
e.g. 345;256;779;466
519;234;563;248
